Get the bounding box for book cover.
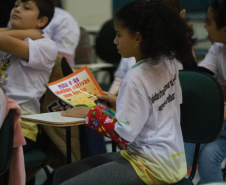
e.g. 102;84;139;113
46;66;105;107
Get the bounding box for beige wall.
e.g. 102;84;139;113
62;0;112;33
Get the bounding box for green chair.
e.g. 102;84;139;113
0;110;14;183
24;147;51;178
172;70;224;185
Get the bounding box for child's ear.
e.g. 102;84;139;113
37;16;48;28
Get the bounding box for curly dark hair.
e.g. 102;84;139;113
114;0;196;67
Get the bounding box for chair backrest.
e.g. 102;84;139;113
178;70;224;182
0;110;14;175
179;70;224;144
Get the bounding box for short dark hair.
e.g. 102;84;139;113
114;0;195;66
21;0;55;29
209;0;226;29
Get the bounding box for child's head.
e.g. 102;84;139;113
10;0;54;30
113;0;195;63
205;0;226;43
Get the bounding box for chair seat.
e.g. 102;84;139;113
172;178;194;185
24;148;48;168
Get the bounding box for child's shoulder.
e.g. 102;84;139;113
213;42;226;49
208;42;226;54
28;36;57;48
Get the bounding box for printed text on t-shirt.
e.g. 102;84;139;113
149;74;176;111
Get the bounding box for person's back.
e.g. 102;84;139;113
0;0;57;149
43;6;80;67
116;57;185;182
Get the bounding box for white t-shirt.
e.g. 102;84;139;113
0;88;6;129
115;57;186;181
114;57;136;78
198;43;226;98
0;37;58;114
43;7;80;67
115;57;183;79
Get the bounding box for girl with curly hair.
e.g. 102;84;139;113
53;0;195;184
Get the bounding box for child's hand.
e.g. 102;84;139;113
61;106;91;118
97;92;117;110
180;9;193;29
180;9;186;20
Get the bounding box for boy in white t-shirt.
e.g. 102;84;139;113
43;4;80;67
0;0;58;151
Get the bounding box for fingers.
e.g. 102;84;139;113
97;95;107;100
61;106;91;118
180;9;186;19
61;109;75;117
97;92;111;100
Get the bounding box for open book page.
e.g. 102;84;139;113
46;66;104;107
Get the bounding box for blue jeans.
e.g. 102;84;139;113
184;121;226;183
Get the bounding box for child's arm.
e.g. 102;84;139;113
61;106;129;144
0;28;11;32
86;106;129;144
0;29;43;60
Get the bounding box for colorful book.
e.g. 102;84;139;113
46;66;105;107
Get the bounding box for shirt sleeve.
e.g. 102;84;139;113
21;38;57;71
51;17;80;56
86;106;129;144
115;80;150;142
114;57;135;78
198;44;218;75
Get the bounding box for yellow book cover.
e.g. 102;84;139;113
46;66;104;107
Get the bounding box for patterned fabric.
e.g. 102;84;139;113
86;106;129;144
